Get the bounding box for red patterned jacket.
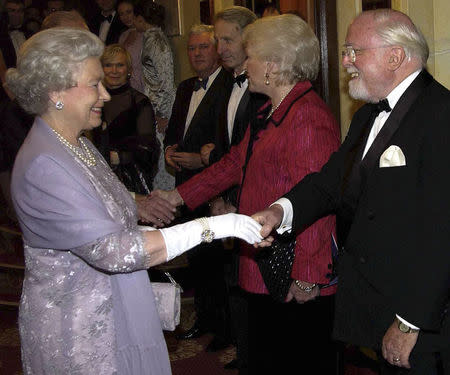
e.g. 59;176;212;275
178;81;340;295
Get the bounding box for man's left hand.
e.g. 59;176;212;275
382;320;418;368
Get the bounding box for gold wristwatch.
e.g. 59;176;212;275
396;317;419;333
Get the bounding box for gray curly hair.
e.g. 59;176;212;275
6;27;104;115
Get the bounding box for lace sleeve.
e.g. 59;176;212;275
71;228;152;273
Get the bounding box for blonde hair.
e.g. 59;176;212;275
101;44;132;73
243;14;319;85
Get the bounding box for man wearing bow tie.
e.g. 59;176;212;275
164;24;232;186
253;9;450;375
89;0;126;45
163;23;233;350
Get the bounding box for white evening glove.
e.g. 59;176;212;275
160;213;263;262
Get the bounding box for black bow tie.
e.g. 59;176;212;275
193;77;208;91
372;98;392;116
234;74;247;87
102;14;113;23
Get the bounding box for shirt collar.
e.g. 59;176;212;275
386;70;421;110
203;66;221;90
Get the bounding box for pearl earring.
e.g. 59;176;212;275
264;72;270;85
55;101;64;110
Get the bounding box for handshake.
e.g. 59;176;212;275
135;188;286;247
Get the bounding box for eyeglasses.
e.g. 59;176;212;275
341;45;391;63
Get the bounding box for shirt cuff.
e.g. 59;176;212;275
270;197;293;235
129;191;136;200
396;314;420;330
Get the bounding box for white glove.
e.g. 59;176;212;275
160;213;263;261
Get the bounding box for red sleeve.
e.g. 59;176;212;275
177;128;251;210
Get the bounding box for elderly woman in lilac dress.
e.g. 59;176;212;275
6;27;263;375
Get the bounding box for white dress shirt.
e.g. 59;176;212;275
227;76;248;143
362;70;421;158
99;11;116;42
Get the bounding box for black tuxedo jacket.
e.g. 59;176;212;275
284;70;450;349
88;12;126;45
164;67;233;186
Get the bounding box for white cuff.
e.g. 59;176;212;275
271;198;293;234
129;191;136;200
396;314;420;330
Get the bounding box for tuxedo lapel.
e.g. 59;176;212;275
176;80;195;145
183;68;227;143
360;70;433;179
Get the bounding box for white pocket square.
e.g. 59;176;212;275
379;145;406;168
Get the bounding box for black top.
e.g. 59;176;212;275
92;83;160;194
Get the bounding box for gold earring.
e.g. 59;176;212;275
265;72;270;85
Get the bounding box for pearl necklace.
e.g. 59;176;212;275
51;127;97;167
266;90;290;120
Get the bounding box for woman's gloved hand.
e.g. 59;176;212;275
160;213;263;261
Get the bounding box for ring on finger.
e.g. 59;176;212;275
393;357;400;363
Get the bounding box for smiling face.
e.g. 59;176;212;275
118;1;134;28
342;15;392;103
59;57;110;132
187;32;219;79
102;52;129;89
214;19;247;74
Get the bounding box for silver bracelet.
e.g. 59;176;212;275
195;217;215;243
294;280;316;293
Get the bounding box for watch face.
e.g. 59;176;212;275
399;322;410;333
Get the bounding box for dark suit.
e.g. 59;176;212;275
88;11;126;45
164;67;233;338
283;70;450;373
164;67;233;186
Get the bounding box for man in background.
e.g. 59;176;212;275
89;0;125;45
164;23;233;353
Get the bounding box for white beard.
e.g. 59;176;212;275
348;77;373;102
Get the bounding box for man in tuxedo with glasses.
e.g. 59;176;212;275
253;9;450;375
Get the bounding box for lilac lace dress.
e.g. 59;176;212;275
11;118;171;375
